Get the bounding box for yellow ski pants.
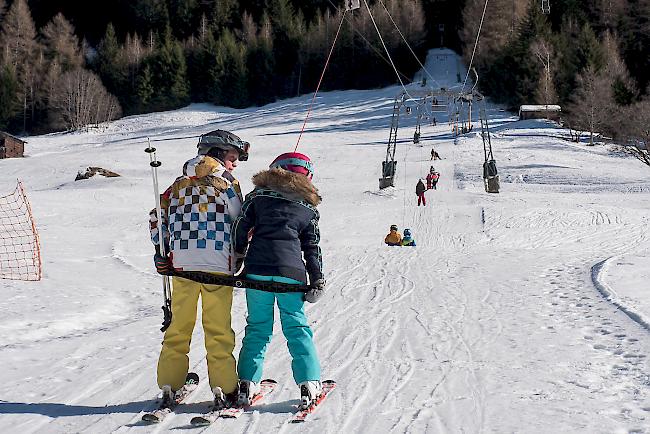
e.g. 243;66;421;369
157;276;237;393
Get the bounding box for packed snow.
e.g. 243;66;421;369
1;49;649;433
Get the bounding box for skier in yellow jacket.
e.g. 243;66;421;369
149;130;249;410
384;224;402;246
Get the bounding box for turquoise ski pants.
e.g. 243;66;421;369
237;275;321;385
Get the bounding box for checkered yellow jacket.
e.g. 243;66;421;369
149;155;243;273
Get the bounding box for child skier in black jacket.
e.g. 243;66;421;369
232;152;325;411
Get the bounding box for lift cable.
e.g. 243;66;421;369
461;0;490;92
295;10;348;151
325;0;414;84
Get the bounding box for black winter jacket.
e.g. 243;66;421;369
416;180;426;196
232;169;323;284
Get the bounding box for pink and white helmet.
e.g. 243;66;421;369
270;152;314;179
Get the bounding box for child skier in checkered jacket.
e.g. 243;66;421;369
148;130;249;410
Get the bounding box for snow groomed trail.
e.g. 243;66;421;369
1;49;649;433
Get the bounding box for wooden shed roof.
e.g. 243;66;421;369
0;131;27;144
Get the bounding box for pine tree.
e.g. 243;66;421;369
132;0;170;37
267;0;302;97
146;26;189;110
214;30;248;108
135;63;154;112
95;23;126;97
40;13;83;72
575;24;605;71
247;13;275;106
186;30;219;102
0;64;20;130
212;0;238;32
480;2;550;107
168;0;198;39
0;0;36;68
618;0;650;94
0;0;39;132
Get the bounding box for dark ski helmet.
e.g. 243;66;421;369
390;224;398;231
197;130;250;161
404;228;411;237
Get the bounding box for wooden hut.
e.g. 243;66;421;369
518;105;561;122
0;132;26;158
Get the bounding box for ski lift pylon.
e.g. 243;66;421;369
479;105;500;193
345;0;361;11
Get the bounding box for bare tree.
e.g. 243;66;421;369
396;0;426;47
461;0;527;67
125;32;144;66
618;99;650;166
531;37;558;105
566;65;610;145
50;68;122;131
597;0;626;29
199;13;209;41
596;31;636;140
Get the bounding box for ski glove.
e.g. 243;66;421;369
154;253;174;276
305;278;325;303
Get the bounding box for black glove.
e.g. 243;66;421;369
305;278;325;303
154;253;174;275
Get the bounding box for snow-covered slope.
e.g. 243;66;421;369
1;49;649;434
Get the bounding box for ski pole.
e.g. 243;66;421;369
145;138;173;332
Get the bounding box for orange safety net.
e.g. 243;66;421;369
0;181;42;281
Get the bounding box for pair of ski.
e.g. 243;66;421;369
191;379;337;425
189;379;278;426
141;375;336;425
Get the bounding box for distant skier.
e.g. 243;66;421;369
233;152;325;411
430;148;441;160
149;130;249;410
384;224;402;246
427;168;440;190
401;228;416;246
416;179;427;206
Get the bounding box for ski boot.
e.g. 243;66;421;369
298;381;322;410
212;386;238;410
160;385;175;408
238;380;260;406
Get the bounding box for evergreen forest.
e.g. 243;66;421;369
0;0;648;145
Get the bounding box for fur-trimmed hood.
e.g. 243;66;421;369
252;168;321;207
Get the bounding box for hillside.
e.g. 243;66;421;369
1;49;649;434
